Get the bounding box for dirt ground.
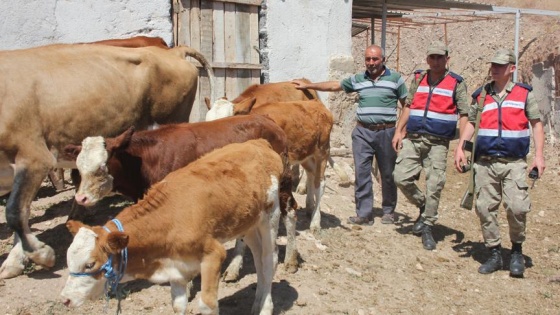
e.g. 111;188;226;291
2;1;560;314
0;139;559;315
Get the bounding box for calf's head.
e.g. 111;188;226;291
60;221;129;307
205;97;256;121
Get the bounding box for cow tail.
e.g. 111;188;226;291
179;46;216;106
279;151;297;216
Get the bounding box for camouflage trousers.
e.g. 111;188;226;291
474;158;531;248
393;136;449;225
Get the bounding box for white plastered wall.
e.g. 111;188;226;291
0;0;172;50
263;0;353;105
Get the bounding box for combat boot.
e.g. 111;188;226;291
510;243;525;277
478;246;503;274
421;225;436;250
412;205;426;235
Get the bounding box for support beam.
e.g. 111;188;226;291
381;0;387;51
513;9;520;82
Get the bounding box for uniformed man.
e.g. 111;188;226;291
454;48;546;277
392;41;470;250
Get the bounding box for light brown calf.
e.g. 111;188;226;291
61;139;286;315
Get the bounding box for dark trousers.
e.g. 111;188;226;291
351;125;398;218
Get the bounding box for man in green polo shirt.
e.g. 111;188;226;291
292;44;407;226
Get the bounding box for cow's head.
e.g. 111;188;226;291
205;97;257;121
61;220;129;308
72;127;134;206
73;137;113;206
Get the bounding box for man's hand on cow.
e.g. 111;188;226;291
291;79;308;90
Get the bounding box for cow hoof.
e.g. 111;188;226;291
0;264;25;279
310;225;321;235
222;270;240;283
27;245;56;268
284;262;299;274
338;180;352;188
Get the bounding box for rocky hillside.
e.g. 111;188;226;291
354;0;560;91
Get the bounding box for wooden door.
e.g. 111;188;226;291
173;0;261;121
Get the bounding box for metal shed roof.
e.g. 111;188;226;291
352;0;494;19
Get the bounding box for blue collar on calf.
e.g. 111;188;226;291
69;219;128;296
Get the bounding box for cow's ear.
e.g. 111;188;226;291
62;144;82;160
66;220;85;236
106;232;129;254
106;127;135;153
233;97;257;115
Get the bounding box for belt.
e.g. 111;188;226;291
478;155;522;163
357;121;396;131
407;133;449;142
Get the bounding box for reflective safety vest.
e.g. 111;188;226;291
473;83;532;158
408;70;462;139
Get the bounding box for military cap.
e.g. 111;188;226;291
426;41;448;56
489;49;516;65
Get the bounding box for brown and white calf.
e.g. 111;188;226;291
206;98;334;233
61;139;289;315
64;115;299;280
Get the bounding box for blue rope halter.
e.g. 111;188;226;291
69;219;129;297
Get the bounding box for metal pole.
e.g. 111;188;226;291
381;0;388;51
371;18;375;44
514;9;520;82
397;26;401;72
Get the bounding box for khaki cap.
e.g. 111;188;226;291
489;49;516;65
427;41;448;56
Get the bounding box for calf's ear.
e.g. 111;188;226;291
106;232;129;254
62;144;82;160
66;220;85;236
233;97;257;115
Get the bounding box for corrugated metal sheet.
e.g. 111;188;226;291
352;0;493;19
352;0;493;36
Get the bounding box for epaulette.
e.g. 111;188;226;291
515;82;533;91
471;86;484;98
448;71;464;82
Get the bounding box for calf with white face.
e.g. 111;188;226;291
61;139;288;315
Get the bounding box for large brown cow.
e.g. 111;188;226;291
61;139;288;315
0;43;215;279
2;35;174;194
64;115;299;281
206;98;334;233
89;35;169;49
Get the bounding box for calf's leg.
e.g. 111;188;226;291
303;156;328;233
222;239;246;282
170;280;190;315
283;209;299;273
198;241;226;315
244;222;275;315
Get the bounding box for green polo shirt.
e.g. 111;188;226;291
340;68;407;124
